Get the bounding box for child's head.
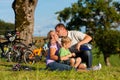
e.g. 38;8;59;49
61;37;71;48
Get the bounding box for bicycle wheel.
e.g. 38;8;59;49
12;42;27;62
2;44;13;62
5;44;19;62
23;50;35;64
7;51;18;62
2;44;9;57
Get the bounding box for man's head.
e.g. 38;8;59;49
55;23;68;38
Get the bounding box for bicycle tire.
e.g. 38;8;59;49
2;43;13;62
23;50;35;64
7;51;18;62
5;43;21;62
12;42;28;62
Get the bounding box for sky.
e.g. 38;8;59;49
0;0;77;36
0;0;119;37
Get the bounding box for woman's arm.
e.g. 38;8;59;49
50;47;58;61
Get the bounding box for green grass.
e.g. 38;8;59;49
0;54;120;80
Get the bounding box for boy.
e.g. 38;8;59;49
59;37;86;69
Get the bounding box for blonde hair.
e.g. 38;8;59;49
61;37;71;46
47;30;54;39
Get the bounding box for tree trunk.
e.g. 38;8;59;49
12;0;38;45
104;53;111;66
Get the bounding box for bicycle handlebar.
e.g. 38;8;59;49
15;38;26;41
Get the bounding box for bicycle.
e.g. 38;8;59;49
23;43;43;64
0;31;28;62
0;31;43;64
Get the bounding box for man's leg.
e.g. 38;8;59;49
76;50;92;68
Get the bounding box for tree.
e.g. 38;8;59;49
56;0;120;35
113;1;120;26
12;0;38;45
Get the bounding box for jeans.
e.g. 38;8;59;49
47;61;75;71
76;50;92;68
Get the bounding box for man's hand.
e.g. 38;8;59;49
76;43;81;51
72;53;76;57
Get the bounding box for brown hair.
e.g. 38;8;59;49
55;23;66;30
61;37;71;46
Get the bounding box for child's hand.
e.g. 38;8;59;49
72;53;76;57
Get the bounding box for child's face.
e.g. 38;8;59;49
65;42;71;49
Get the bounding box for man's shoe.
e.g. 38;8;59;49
92;63;102;71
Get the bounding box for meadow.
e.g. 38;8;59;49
0;53;120;80
0;42;120;80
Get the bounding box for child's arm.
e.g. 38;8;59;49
60;53;76;60
60;54;72;61
71;53;76;57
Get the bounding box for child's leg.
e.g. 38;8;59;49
74;57;81;68
70;58;75;67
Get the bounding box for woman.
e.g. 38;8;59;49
46;30;75;71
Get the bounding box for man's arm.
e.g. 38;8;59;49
76;34;92;51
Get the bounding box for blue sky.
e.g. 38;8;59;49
0;0;119;36
0;0;77;36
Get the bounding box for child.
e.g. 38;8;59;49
59;36;81;69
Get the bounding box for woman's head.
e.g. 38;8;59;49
47;30;59;43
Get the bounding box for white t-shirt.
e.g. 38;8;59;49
67;30;86;53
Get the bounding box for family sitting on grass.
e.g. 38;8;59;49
46;23;102;71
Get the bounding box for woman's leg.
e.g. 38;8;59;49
47;62;75;71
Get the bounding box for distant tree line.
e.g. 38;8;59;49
0;19;15;35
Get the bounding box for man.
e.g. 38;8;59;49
55;23;92;68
